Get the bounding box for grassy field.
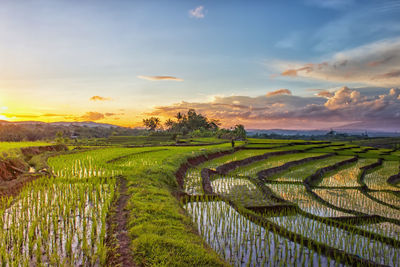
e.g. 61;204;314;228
0;141;52;153
0;138;399;266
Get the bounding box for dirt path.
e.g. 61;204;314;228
108;176;136;267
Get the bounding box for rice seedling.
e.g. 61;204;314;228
268;184;352;217
184;201;342;267
358;222;400;241
269;214;400;266
313;188;400;220
271;156;353;182
364;161;400;190
184;149;274;194
0;177;115;265
211;176;277;206
319;158;377;187
230;153;326;177
367;191;400;207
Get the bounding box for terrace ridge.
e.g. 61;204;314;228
257;153;335;181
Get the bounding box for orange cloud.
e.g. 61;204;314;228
281;69;298;77
277;38;400;87
148;87;400;130
90;96;112;101
137;75;183;81
266;89;292;97
373;69;400;80
281;65;314;77
316;91;334;98
80;112;105;121
366;56;394;67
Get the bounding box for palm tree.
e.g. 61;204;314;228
165;119;174;130
143;117;161;131
176;112;183;122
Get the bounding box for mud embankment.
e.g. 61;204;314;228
387;161;400;186
304;156;358;186
175;148;241;189
257;153;335;181
387;173;400;186
359;159;384;187
20;144;68;159
0;144;67;197
215;150;303;175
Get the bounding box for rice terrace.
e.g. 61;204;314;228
1;0;400;266
0;133;399;266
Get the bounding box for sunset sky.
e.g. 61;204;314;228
1;0;400;130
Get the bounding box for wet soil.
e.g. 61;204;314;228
107;176;136;267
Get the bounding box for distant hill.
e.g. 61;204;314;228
0;120;123;129
49;121;121;129
336;120;400;133
247;127;400;137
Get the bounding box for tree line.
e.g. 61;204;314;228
143;109;246;139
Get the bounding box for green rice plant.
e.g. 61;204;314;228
358;222;400;241
230;153;326;177
268;184;352;217
313;188;400;221
367;192;400;207
270;156;353;182
184;149;273;194
0;174;115;265
364;161;400;190
211;176;277;206
269;214;400;266
319;158;377;187
184;201;341;266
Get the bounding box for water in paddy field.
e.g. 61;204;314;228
269;215;400;266
268;184;352;217
184;201;344;267
0;181;113;266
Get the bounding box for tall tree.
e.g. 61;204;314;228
143;117;161;131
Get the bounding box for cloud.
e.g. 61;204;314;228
137;75;183;81
367;56;395;67
80;112;105;121
266;89;292;97
79;111;123;121
316;91;334;98
373;69;400;80
277;38;400;87
189;6;206;19
90;96;112;101
148;87;400;130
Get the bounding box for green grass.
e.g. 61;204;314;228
48;143;233;266
0;141;52;153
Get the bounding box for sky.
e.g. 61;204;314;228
1;0;400;130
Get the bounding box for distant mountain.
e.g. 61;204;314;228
247;125;400;137
336;120;400;133
49;121;121;128
247;129;329;136
0;120;46;125
0;120;123;128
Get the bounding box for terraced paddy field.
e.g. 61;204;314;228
0;138;399;266
182;140;400;266
268;155;353;182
